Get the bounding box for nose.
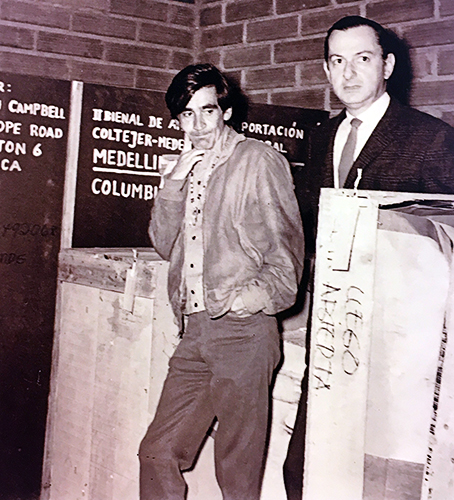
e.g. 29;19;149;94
193;112;205;131
343;61;356;80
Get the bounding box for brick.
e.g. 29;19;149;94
439;49;454;76
410;48;435;78
301;6;360;36
275;38;324;63
224;46;271;69
171;51;194;70
299;60;327;85
0;24;34;49
70;60;135;87
250;93;269;104
224;70;242;86
226;0;272;23
168;4;196;27
246;65;295;90
140;23;194;50
276;0;330;15
105;43;169;67
200;5;222;27
403;20;454;48
271;88;326;109
440;0;454;17
2;1;70;29
0;51;70;80
37;33;103;59
73;13;136;39
366;0;434;25
442;111;454;127
198;50;222;67
110;0;168;22
136;69;175;91
247;16;298;43
201;24;243;48
52;0;109;8
412;80;454;106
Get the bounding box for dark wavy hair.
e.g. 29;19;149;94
165;63;247;131
324;16;394;61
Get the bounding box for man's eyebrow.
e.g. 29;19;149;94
329;50;375;59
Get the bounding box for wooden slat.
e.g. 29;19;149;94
58;248;159;298
303;189;379;500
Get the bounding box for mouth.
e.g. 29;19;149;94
343;84;361;91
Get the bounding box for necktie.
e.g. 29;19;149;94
338;117;362;187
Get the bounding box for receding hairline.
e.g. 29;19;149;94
326;25;383;58
324;16;393;62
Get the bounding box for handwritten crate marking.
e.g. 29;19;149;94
304;190;378;500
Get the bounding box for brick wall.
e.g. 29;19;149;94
199;0;454;125
0;0;196;90
0;0;453;121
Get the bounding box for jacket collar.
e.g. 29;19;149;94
342;98;403;188
212;126;246;166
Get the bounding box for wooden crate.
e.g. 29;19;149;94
304;189;454;500
42;248;307;500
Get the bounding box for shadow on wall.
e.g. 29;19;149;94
386;29;413;107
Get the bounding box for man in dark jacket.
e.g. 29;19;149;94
285;15;454;500
139;64;305;500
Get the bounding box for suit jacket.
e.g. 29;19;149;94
296;97;454;253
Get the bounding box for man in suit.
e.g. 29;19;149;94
284;15;454;500
296;15;454;257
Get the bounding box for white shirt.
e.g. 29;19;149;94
333;92;390;188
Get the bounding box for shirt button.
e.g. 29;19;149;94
191;290;195;294
192;235;196;240
194;303;198;308
190;263;194;268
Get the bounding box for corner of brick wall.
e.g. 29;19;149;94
197;0;454;125
0;0;197;90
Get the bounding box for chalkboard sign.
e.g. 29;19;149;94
73;84;184;248
244;103;328;166
0;73;70;496
72;83;328;248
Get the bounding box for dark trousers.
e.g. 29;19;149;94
139;311;281;500
283;374;308;500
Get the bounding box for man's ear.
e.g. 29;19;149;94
323;61;331;83
223;107;233;122
384;53;395;80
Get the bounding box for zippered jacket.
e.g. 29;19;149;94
149;127;305;324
